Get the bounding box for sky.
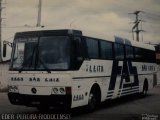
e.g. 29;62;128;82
1;0;160;59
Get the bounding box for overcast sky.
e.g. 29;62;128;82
2;0;160;45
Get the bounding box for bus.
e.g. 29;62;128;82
155;44;160;64
5;29;157;111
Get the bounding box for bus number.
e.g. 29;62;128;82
86;65;104;73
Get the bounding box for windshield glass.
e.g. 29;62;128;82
10;36;70;71
37;36;70;70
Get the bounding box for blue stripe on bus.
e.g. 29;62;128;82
121;91;139;96
107;94;113;97
107;91;114;94
121;89;139;95
122;87;139;92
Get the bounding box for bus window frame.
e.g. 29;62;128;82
114;43;125;61
99;39;114;60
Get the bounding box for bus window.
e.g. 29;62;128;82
145;49;156;63
114;43;124;60
73;37;83;59
135;47;155;63
135;47;143;61
86;37;99;59
100;41;113;59
155;45;160;64
72;37;85;69
125;45;134;59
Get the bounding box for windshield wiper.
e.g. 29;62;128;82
19;62;26;73
37;56;51;73
36;45;51;73
19;44;37;73
19;42;51;73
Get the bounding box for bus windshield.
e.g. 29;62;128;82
10;36;70;71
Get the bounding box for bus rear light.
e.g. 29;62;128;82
65;87;71;95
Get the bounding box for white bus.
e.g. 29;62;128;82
5;29;157;111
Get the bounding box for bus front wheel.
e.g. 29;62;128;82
87;86;101;112
87;91;97;112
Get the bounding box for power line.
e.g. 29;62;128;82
2;25;37;28
2;36;14;41
144;12;160;18
143;14;160;21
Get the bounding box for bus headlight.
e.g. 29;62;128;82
52;88;58;94
8;86;18;93
52;87;66;95
59;88;65;94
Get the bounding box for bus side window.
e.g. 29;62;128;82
114;43;124;60
144;49;155;63
135;47;147;62
72;37;86;70
100;40;113;59
73;37;85;61
135;47;142;61
85;37;99;59
125;45;134;60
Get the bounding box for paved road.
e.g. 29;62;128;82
0;86;160;120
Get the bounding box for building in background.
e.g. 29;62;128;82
0;60;9;92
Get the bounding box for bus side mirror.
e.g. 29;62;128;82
3;43;7;57
3;41;14;58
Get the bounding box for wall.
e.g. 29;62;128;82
157;65;160;85
0;63;9;92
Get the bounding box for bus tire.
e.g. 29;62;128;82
141;79;148;97
87;85;101;112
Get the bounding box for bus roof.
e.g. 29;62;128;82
82;30;155;51
15;29;155;51
15;29;82;37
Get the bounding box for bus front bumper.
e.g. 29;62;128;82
8;93;72;108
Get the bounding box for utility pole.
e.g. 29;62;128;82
134;11;140;42
0;0;2;62
36;0;42;27
131;11;144;42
